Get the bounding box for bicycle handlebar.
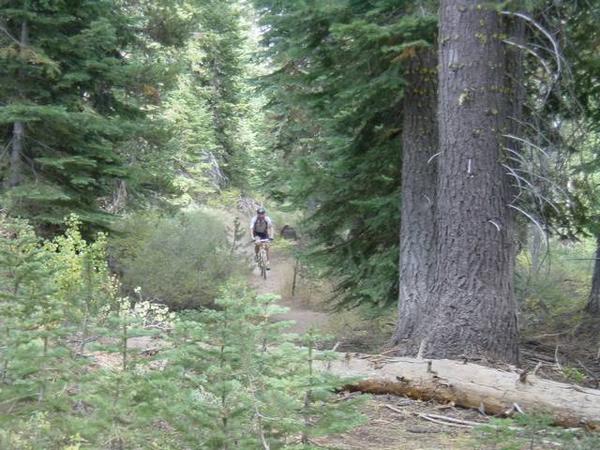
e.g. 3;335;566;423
251;238;273;244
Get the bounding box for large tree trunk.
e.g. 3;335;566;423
407;1;519;363
392;48;438;349
8;20;29;188
585;234;600;315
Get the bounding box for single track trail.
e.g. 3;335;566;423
247;251;481;450
249;253;330;334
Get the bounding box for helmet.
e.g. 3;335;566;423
257;207;266;214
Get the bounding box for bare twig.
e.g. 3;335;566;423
507;204;546;238
0;24;21;46
576;359;599;387
424;413;485;427
502;134;552;159
378;347;401;356
513;403;525;414
417;413;473;428
500;11;562;80
554;344;562;371
503;39;553;80
427;152;440;164
488;220;501;232
383;404;404;414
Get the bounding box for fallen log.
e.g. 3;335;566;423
323;355;600;430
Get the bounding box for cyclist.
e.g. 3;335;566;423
251;207;274;269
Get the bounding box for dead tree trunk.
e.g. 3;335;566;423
9;122;24;187
404;1;520;363
392;48;438;349
324;355;600;429
8;20;29;188
585;234;600;315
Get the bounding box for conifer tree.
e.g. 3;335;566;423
393;46;438;349
253;0;437;308
409;0;520;362
0;1;156;230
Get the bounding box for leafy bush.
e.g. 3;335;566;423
110;210;246;310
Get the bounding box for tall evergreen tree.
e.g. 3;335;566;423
0;1;152;230
400;0;520;362
192;0;248;187
561;1;600;315
393;46;438;348
253;0;436;308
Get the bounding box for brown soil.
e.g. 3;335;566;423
247;252;600;448
250;253;331;334
248;253;484;449
315;395;480;450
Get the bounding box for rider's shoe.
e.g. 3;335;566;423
266;262;271;270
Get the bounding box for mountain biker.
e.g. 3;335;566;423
251;207;273;269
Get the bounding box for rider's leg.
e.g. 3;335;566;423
253;233;259;260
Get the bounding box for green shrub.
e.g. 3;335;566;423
472;414;600;450
1;216;365;449
110;210;246;310
515;238;595;330
161;284;366;449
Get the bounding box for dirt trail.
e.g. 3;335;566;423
249;253;330;334
247;252;485;449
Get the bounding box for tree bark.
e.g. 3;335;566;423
392;48;438;349
8;20;29;188
585;234;600;315
324;355;600;429
9;122;24;187
406;1;519;363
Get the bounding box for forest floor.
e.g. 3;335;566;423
249;253;483;449
248;252;600;449
103;243;600;449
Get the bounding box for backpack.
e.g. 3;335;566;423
254;217;268;233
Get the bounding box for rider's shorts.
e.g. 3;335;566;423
254;232;268;240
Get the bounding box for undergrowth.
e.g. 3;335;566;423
472;414;600;450
0;215;365;449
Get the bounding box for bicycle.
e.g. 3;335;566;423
254;238;272;280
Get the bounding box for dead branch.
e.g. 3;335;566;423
417;413;473;428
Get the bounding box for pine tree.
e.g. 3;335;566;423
0;1;159;231
392;46;438;349
408;0;520;362
253;0;437;308
560;1;600;315
162;286;364;449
